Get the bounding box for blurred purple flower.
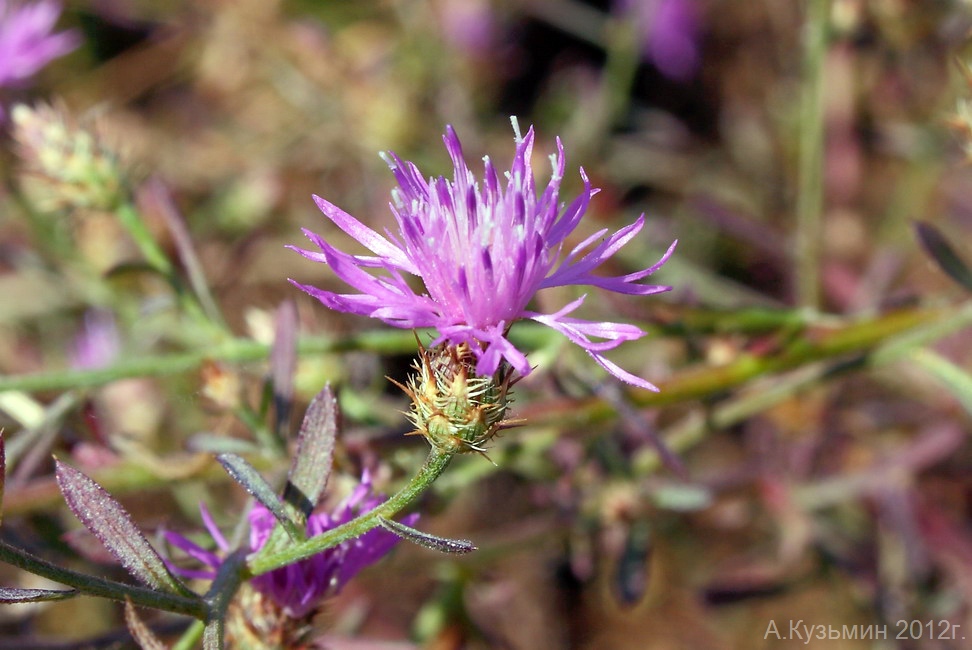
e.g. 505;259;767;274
0;0;79;116
438;0;495;57
619;0;700;81
70;309;120;370
291;121;675;390
165;472;413;619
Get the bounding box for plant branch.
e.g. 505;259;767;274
246;449;453;576
0;540;208;619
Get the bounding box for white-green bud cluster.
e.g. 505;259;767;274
12;103;124;213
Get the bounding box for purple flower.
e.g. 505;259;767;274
618;0;700;81
438;0;495;57
166;472;412;619
0;0;78;89
290;121;675;390
70;309;120;370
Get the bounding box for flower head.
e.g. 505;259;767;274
165;472;411;619
0;0;78;118
291;120;675;390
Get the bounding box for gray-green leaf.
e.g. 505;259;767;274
54;460;192;596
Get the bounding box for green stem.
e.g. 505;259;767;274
201;550;247;648
172;621;206;650
247;449;453;576
115;202;174;278
602;13;640;132
0;540;208;619
795;0;830;309
0;329;435;394
0;304;948;396
637;303;972;472
116;201;226;335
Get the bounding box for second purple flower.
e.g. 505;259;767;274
291;120;675;390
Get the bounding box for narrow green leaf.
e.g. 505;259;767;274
125;599;169;650
377;516;476;554
0;586;77;603
283;386;337;519
911;348;972;416
54;460;192;596
216;454;301;540
915;222;972;293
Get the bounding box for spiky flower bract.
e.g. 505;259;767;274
393;342;520;456
291;119;675;390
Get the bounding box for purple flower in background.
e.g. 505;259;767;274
438;0;495;57
70;309;120;370
619;0;700;81
166;473;412;618
0;0;78;86
291;120;675;390
0;0;78;122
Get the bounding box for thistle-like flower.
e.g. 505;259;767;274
166;473;412;645
291;120;675;390
393;341;521;455
0;0;78;119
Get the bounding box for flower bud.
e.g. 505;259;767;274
396;343;519;456
12;102;124;213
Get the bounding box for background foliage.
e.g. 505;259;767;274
3;0;972;648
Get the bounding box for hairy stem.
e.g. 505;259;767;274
0;540;208;619
247;450;453;576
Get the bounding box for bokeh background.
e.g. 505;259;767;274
3;0;972;648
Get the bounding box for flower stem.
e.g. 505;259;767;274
172;621;206;650
795;0;830;309
0;329;435;394
246;449;453;576
115;202;175;278
0;539;208;619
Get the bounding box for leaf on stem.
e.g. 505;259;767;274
377;516;477;554
216;454;302;540
125;598;169;650
283;385;337;520
915;221;972;293
0;586;77;603
54;460;193;596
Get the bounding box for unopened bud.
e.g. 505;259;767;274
12;102;124;212
395;343;520;456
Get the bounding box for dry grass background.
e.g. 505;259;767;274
3;1;972;648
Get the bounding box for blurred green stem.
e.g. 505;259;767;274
909;348;972;416
795;0;830;309
173;621;205;650
115;202;174;278
116;201;225;335
0;329;436;393
0;305;944;395
247;449;453;575
3;303;970;517
598;13;640;141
